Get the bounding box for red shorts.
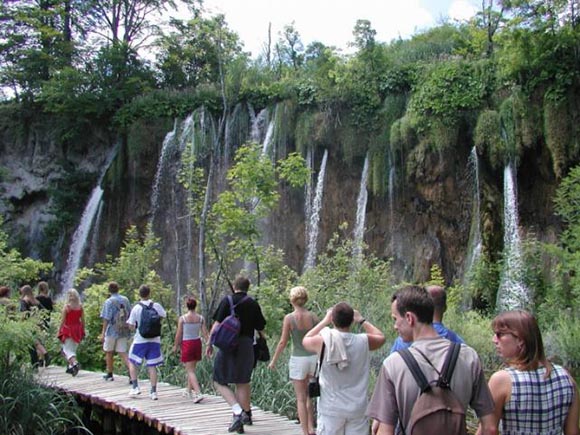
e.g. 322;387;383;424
181;338;202;363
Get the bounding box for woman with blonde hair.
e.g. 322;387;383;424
57;289;85;376
173;295;209;403
268;286;318;435
477;310;579;435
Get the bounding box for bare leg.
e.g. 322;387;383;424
214;381;238;406
235;383;251;411
185;361;201;393
119;352;130;373
129;361;138;383
105;351;114;373
147;365;157;389
293;378;315;435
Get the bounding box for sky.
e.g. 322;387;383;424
196;0;481;57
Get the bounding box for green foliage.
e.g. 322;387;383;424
544;95;578;179
474;109;504;170
0;217;53;289
426;264;445;286
408;60;488;131
0;364;88;435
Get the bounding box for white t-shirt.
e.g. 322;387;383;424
127;299;166;344
319;331;370;418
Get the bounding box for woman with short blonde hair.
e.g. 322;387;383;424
268;286;318;435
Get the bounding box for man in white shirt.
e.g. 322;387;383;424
126;284;166;400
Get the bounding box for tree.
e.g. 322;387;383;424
156;14;242;89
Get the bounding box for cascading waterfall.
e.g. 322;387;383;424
87;199;104;266
462;147;483;307
303;149;328;272
149;120;178;227
60;145;118;293
388;152;396;240
496;163;530;311
353;154;369;260
304;148;313;247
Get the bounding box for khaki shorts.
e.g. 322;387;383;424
317;413;368;435
103;336;129;353
289;355;318;380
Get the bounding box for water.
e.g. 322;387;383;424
149;120;177;227
462;147;483;308
304;148;313;248
496;163;531;312
60;145;119;293
353;154;369;260
303;149;328;272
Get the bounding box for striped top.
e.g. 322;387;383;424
502;364;575;435
182;317;202;341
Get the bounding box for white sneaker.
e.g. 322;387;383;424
192;392;204;404
150;391;158;401
128;386;141;397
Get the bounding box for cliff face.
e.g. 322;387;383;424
0;107;564;294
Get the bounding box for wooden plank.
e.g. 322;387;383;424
36;366;301;435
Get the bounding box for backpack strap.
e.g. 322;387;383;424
398;348;431;393
438;342;461;388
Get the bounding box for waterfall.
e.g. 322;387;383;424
353;154;369;259
462;147;482;307
303;149;328;272
496;163;530;312
262;118;275;156
304;148;313;247
87;199;104;266
60;146;118;293
388;155;396;239
149;120;177;227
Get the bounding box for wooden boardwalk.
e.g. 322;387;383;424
37;366;302;435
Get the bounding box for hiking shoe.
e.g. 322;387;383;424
150;392;158;401
103;374;114;382
241;410;253;425
65;365;73;374
192;392;204;404
71;363;80;377
227;414;244;434
128;386;141;397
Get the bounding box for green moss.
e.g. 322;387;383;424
474;109;504;170
544;95;572;179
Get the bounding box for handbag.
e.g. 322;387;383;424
254;334;270;362
308;342;326;398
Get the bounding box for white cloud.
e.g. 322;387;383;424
201;0;436;56
448;0;479;21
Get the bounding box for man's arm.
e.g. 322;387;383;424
375;422;395;435
302;309;332;354
478;414;498;435
353;310;385;350
564;377;579;435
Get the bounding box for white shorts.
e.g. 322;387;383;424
62;338;78;361
317;413;368;435
103;336;129;353
289;355;318;380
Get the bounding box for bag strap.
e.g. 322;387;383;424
398;348;431;393
438;342;461;388
314;342;326;378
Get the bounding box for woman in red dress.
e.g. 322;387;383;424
57;289;85;376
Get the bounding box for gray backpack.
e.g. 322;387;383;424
397;342;466;435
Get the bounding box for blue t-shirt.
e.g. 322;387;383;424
100;293;132;338
389;322;464;353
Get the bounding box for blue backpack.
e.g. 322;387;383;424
210;295;250;352
138;302;162;338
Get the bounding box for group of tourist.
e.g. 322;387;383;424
2;277;578;435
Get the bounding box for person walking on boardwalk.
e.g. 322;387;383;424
173;295;209;403
477;310;579;435
99;281;132;382
19;284;50;367
268;286;318;435
57;288;85;376
35;281;54;331
303;302;385;435
207;275;266;434
127;284;166;400
367;285;496;435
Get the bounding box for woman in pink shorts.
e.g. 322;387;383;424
173;296;209;403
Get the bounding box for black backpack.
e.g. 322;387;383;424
397;342;466;435
138;302;162;338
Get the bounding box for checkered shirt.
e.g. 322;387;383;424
502;364;574;435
